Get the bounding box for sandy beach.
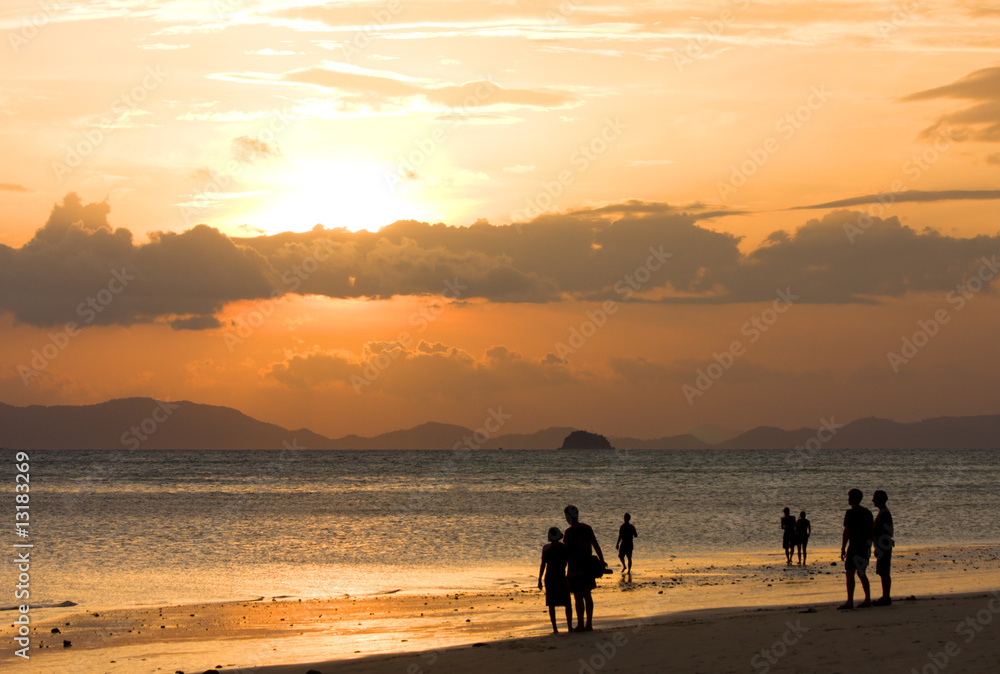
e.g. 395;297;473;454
8;544;1000;673
243;592;1000;674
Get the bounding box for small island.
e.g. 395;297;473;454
559;430;613;449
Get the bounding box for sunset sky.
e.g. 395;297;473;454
2;0;1000;440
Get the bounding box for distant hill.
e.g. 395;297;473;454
611;434;709;450
684;424;739;445
3;398;1000;450
560;430;612;449
717;426;818;450
823;415;1000;450
480;427;577;450
329;422;473;450
718;415;1000;449
0;398;333;450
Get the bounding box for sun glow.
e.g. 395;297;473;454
250;159;422;234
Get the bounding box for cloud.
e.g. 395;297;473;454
792;190;1000;210
170;314;224;331
238;224;267;235
0;193;275;328
269;1;600;32
266;0;888;44
608;356;834;385
0;183;31;192
225;63;576;110
902;66;1000;142
692;210;1000;304
231;135;282;163
902;66;1000;103
4;195;1000;328
566;199;748;219
265;341;575;396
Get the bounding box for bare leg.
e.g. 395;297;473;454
857;571;872;606
802;542;808;565
548;606;558;632
841;569;855;608
584;591;594;630
881;574;891;600
564;605;573;631
572;592;586;631
627;554;632;574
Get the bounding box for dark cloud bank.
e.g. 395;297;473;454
2;193;999;329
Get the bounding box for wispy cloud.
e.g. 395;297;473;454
902;66;1000;142
792;189;1000;209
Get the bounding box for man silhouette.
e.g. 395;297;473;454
615;513;638;574
781;507;796;565
872;490;894;606
563;504;606;632
839;488;874;609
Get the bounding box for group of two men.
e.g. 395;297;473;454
840;488;894;609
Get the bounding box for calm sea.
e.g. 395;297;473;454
6;448;999;609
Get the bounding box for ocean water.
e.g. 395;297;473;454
6;448;999;609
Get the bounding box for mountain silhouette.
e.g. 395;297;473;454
3;398;1000;450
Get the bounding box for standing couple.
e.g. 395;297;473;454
537;505;607;633
840;488;894;609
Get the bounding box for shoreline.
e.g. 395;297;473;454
238;590;1000;674
18;541;1000;615
6;543;1000;672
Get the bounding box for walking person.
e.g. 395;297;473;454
839;488;874;609
615;513;638;575
538;526;573;632
563;504;606;632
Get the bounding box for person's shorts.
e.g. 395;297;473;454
618;545;633;558
845;547;870;572
783;536;794;550
568;573;596;593
875;547;892;576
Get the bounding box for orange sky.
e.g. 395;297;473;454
2;0;1000;439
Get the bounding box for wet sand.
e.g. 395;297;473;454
7;544;1000;673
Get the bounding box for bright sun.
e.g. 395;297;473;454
249;159;423;234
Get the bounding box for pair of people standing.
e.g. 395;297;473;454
780;508;811;565
537;505;616;633
840;488;894;609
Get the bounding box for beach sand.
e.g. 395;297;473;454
8;544;1000;673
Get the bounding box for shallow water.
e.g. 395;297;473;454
6;448;999;608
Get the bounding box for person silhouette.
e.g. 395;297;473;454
538;526;572;632
563;504;605;632
872;490;894;606
615;513;638;575
780;507;797;565
795;511;811;565
839;488;874;609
